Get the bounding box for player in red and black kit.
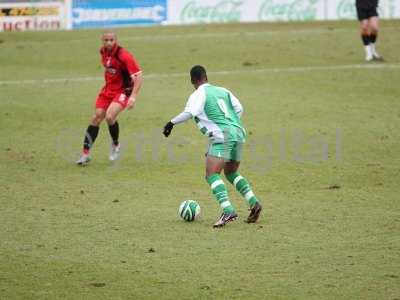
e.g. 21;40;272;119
77;31;143;165
356;0;383;61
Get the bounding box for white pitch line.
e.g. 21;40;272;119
0;28;331;46
0;28;334;45
0;63;399;86
120;26;400;42
121;28;343;41
4;26;399;45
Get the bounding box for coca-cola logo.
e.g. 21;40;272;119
258;0;318;21
336;0;356;19
180;0;243;23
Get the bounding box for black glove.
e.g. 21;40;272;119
163;121;174;137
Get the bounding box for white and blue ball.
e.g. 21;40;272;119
178;200;201;222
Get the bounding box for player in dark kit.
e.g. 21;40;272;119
76;31;143;165
356;0;383;61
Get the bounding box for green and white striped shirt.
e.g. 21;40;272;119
172;83;246;144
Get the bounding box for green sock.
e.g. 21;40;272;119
206;174;235;214
226;172;259;207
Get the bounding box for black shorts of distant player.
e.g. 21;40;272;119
356;5;378;21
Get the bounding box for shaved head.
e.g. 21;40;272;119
102;31;117;51
102;30;116;39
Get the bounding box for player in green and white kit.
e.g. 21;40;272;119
163;65;262;228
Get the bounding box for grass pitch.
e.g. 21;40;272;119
1;21;400;299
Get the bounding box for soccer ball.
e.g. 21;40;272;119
178;200;201;222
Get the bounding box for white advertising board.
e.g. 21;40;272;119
0;2;67;32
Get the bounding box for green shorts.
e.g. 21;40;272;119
207;141;243;162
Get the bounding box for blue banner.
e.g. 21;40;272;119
72;0;167;29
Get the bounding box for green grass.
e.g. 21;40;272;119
1;20;400;299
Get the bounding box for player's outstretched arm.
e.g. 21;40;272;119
163;111;192;137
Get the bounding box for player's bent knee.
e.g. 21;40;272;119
105;114;116;125
360;26;369;35
91;115;103;126
360;23;369;34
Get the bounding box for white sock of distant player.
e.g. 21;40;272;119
365;45;373;61
370;43;380;58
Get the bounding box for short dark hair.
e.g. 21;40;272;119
190;65;207;83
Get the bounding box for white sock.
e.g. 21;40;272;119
370;43;379;56
365;45;373;58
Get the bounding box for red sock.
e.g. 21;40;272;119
83;148;90;155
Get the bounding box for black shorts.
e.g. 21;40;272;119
356;6;378;21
